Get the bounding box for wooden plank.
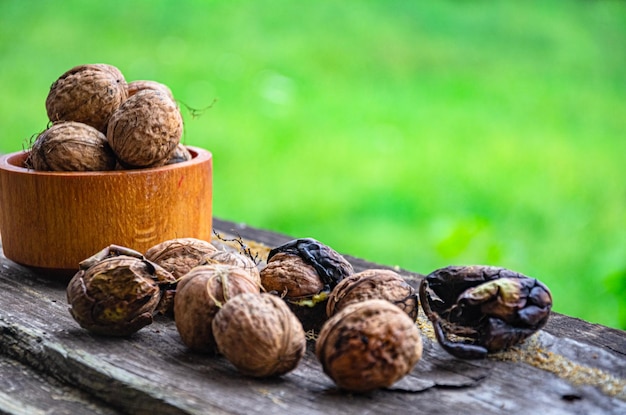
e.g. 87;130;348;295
0;355;123;415
0;218;624;415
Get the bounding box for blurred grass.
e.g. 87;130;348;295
1;0;625;329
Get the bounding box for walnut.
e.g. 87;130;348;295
107;89;183;168
165;143;192;165
315;299;423;393
145;237;218;279
26;121;116;171
260;238;354;331
174;264;260;353
46;64;127;133
212;292;306;377
127;80;175;101
200;250;261;286
327;269;419;320
66;245;175;336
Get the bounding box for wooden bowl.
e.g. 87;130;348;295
0;146;212;278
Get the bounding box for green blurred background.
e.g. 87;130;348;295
1;0;625;329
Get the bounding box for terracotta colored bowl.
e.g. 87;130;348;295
0;146;212;278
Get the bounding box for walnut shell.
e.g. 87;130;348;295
201;250;261;286
260;239;354;332
107;89;183;168
212;293;306;377
165;143;192;165
174;265;260;353
327;269;419;320
127;80;175;101
145;237;218;279
66;248;174;336
26;121;116;171
316;299;423;393
261;252;323;297
260;252;328;331
46;64;127;133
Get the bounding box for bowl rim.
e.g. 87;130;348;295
0;145;212;177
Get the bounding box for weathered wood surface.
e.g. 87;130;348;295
0;218;624;415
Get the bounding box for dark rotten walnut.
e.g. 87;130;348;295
260;238;354;331
419;265;553;359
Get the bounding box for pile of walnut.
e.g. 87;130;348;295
67;236;553;393
26;63;190;171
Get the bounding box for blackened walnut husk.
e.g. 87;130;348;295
316;299;423;393
266;238;353;289
327;269;419;320
260;238;354;331
67;245;175;336
212;293;306;378
419;265;553;359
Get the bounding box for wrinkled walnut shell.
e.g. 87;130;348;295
26;121;116;171
212;293;306;377
127;80;175;101
201;250;261;286
67;245;175;336
174;265;260;353
46;64;127;133
316;299;423;393
260;238;354;332
107;89;183;168
327;269;419;320
145;237;218;279
261;252;324;297
260;252;327;332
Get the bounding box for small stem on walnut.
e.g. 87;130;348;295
212;229;260;265
206;278;223;309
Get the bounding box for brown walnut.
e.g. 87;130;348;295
145;237;218;279
26;121;116;171
174;264;260;353
127;80;175;101
46;64;127;133
107;89;183;168
316;299;423;393
327;269;419;320
212;292;306;377
261;252;324;297
260;238;354;332
66;245;175;336
200;250;261;286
